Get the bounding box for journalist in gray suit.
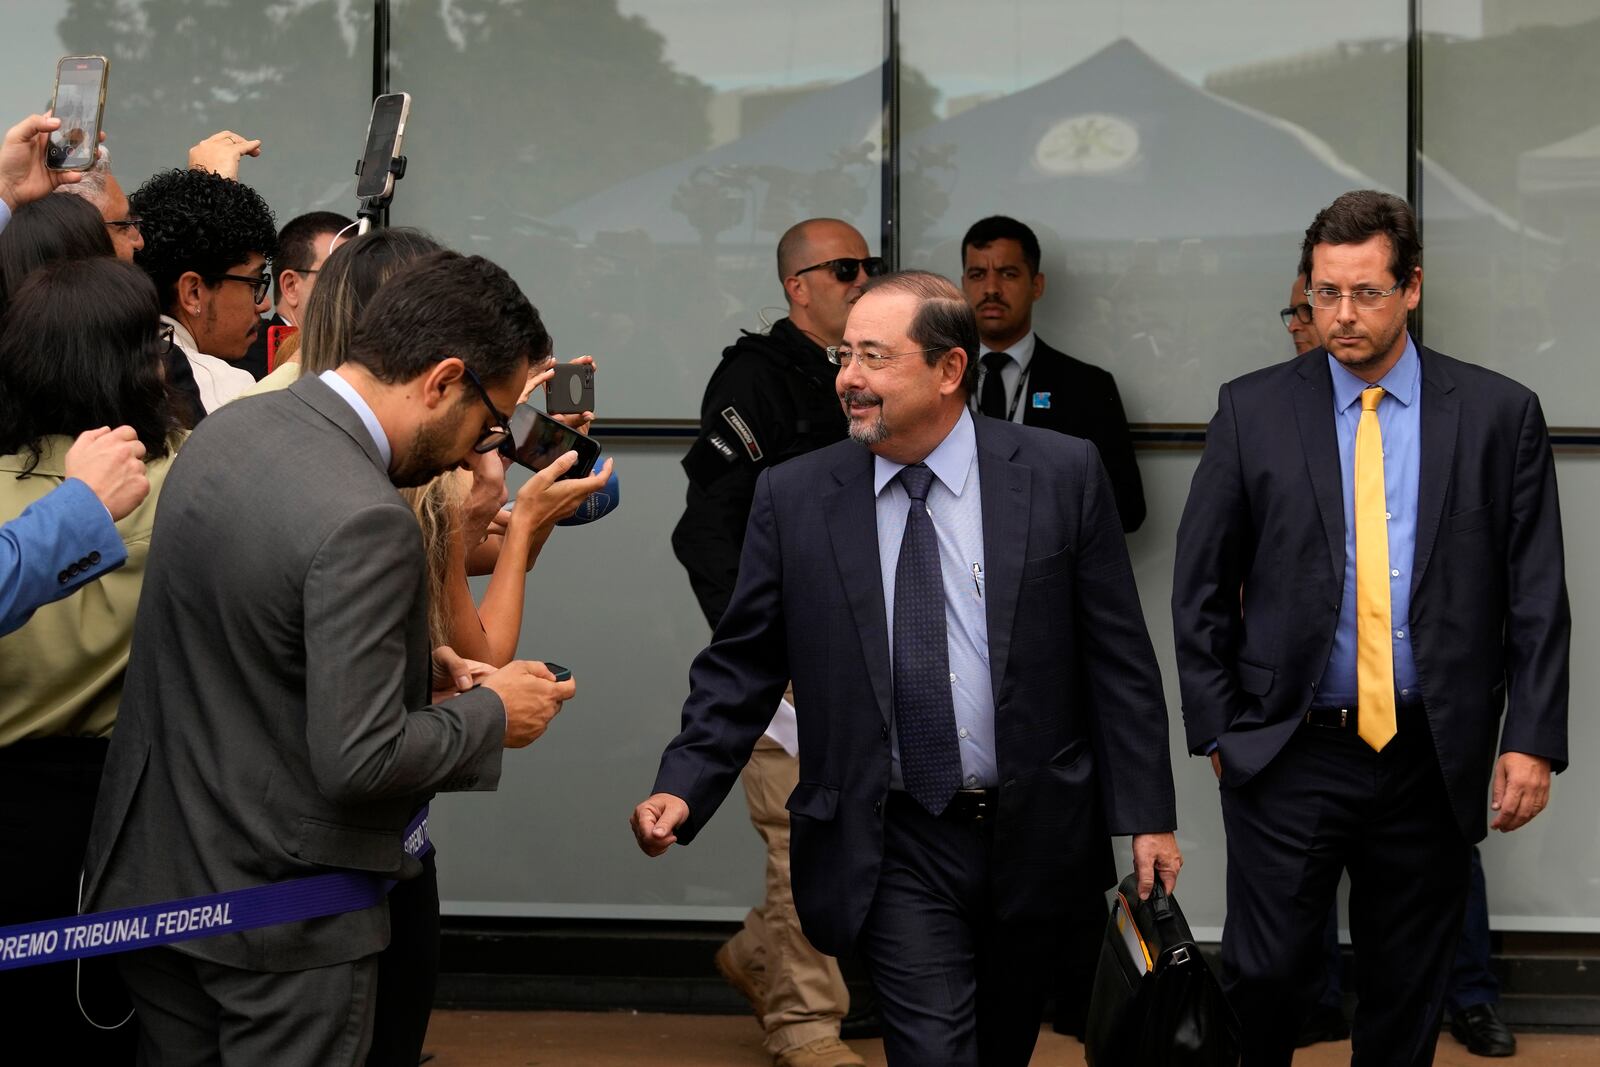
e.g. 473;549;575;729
83;252;576;1064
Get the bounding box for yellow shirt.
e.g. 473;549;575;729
0;433;183;745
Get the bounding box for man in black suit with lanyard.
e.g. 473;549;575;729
960;215;1147;1035
960;215;1145;533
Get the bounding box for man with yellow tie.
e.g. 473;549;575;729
1173;189;1570;1067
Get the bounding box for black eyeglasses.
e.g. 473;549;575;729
106;216;142;231
459;365;514;454
1280;303;1313;328
795;256;888;284
217;272;271;304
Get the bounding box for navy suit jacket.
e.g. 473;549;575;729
653;415;1176;957
1172;346;1569;842
1022;339;1146;533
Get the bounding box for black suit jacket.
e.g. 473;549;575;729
1015;339;1145;532
1172;346;1569;842
653;415;1176;957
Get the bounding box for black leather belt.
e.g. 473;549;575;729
1305;706;1355;730
942;787;999;821
1304;702;1424;732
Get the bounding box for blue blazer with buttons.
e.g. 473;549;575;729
652;415;1176;957
0;478;125;637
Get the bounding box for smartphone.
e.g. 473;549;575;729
47;56;109;171
504;402;602;480
546;362;595;415
266;324;298;372
355;92;411;199
543;663;573;684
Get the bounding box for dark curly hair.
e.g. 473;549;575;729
0;258;178;471
0;193;115;314
129;168;278;314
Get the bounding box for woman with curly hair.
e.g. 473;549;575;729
0;258;185;1056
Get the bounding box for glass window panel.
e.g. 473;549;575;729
391;0;883;916
899;1;1409;426
1;2;374;235
901;0;1409;935
390;0;885;422
1419;0;1600;929
1419;1;1600;428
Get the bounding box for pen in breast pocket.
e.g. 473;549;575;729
972;562;983;597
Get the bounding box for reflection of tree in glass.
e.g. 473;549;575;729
58;0;372;216
392;0;712;218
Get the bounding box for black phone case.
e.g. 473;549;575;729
546;364;595;415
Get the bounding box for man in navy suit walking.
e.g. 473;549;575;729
1173;191;1569;1066
633;271;1180;1067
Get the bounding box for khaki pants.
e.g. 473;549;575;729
726;735;850;1055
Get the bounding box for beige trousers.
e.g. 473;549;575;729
726;735;851;1055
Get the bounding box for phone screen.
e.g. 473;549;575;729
356;93;407;198
506;403;598;479
48;58;105;170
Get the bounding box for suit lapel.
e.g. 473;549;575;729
976;421;1029;705
824;449;893;728
289;373;389;476
1292;352;1346;581
1411;349;1459;597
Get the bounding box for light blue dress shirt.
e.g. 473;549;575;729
319;369;393;471
874;408;997;790
1315;337;1422;707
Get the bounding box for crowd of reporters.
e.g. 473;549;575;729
0;109;609;1064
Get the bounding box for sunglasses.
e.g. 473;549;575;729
795;256;888;284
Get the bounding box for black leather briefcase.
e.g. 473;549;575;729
1084;872;1241;1067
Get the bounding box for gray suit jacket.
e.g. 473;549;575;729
83;375;506;972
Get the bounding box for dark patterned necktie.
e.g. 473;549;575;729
892;463;962;815
978;351;1011;419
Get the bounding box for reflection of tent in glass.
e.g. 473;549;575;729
545;71;883;248
906;38;1532;245
898;38;1550;421
1518;122;1600;196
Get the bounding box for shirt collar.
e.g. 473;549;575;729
318;369;393;470
161;313;201;356
1328;333;1420;411
978;330;1037;372
873;407;977;498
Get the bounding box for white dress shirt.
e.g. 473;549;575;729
163;315;256;413
975;330;1038;424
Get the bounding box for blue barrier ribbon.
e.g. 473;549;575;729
0;807;432;972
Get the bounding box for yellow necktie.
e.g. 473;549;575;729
1355;386;1397;751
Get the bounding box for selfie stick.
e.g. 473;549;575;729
353;154;407;235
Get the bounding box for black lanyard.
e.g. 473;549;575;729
977;354;1035;422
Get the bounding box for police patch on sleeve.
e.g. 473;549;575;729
683;431;742;486
720;406;764;462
